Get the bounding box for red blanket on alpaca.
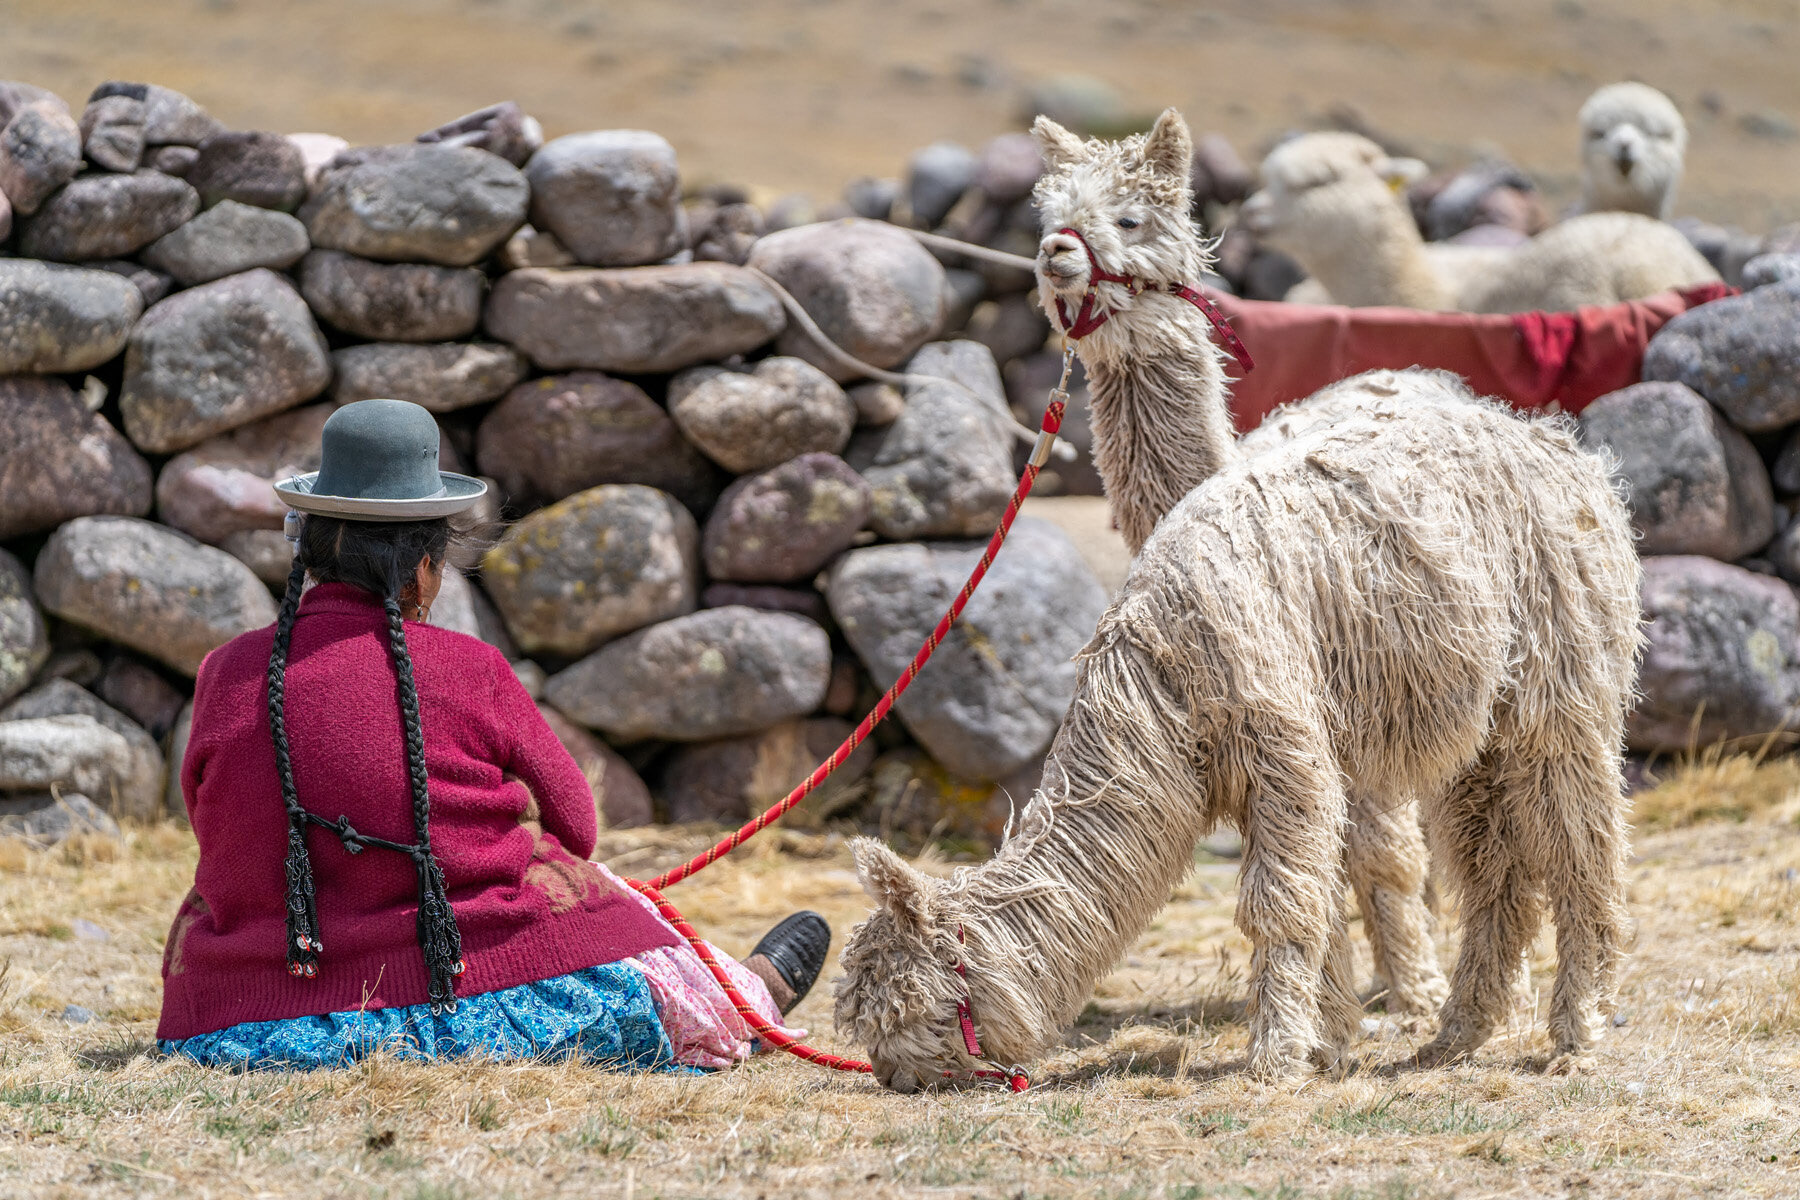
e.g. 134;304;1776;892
1206;283;1735;433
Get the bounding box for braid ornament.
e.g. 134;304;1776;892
268;557;323;977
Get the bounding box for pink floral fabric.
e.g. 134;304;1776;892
599;864;805;1070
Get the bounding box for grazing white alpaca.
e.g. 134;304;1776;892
835;109;1641;1089
1577;82;1687;219
1241;131;1717;312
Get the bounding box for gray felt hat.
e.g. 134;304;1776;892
274;398;486;521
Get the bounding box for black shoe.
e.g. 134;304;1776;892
749;911;831;1014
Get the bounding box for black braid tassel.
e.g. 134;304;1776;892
414;852;464;1012
282;820;322;977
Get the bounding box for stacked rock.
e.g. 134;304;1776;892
0;82;1108;847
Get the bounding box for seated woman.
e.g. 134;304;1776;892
158;398;830;1072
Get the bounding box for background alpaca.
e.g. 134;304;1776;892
1029;110;1446;1018
1240;131;1717;311
836;111;1642;1089
1577;82;1687;219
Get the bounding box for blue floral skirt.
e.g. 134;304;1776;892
159;962;693;1072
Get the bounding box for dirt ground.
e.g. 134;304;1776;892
6;0;1800;230
2;757;1798;1198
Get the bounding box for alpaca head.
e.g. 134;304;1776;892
833;838;990;1092
1030;108;1208;328
1579;82;1685;219
1239;132;1429;270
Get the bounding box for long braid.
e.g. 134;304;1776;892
383;591;465;1012
268;555;322;977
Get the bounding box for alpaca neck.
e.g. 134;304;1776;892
1302;218;1448;310
1079;294;1241;554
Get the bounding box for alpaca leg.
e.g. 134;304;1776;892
1347;788;1446;1017
1416;756;1541;1066
1313;889;1361;1077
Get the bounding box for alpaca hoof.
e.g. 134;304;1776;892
1245;1050;1313;1085
1410;1039;1470;1070
1544;1051;1593;1077
1310;1044;1354;1080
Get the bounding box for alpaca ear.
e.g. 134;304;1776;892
1141;107;1193;181
1374;155;1430;193
1031;115;1086;172
852;838;934;932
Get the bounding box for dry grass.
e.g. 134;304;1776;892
4;776;1800;1198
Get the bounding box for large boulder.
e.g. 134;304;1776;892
826;517;1107;780
524;130;685;267
475;373;719;511
90;82;225;147
746;219;946;381
0;549;49;707
537;704;654;829
425;568;515;656
0;376;153;540
0;258;144;373
666;357;856;474
331;342;528;412
154;403;329;545
299;249;484;342
0;681;165;821
1630;555;1800;753
1642;280;1800;432
484;263;784;373
33;516;279;676
660;717;873;825
119;269;332;453
185;130;308;211
95;655;187;742
544;606;831;742
0;792;119;844
702;453;871;583
481;485;700;658
0;719;136;815
0;99;81;214
140;200;310;285
1578;382;1775;560
79;92;145;172
300;143;529;266
18;169;199;261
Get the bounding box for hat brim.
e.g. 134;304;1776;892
273;472;488;521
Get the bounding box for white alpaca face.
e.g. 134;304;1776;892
1239;133;1427;265
833;840;981;1092
1029;108;1203;317
1579;82;1685;218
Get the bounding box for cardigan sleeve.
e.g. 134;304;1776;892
490;650;599;860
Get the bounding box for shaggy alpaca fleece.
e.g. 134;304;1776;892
1578;81;1687;220
835;111;1641;1089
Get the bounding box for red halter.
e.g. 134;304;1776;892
952;926;1030;1092
1049;226;1255;374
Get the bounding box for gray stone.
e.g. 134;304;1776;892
546;606;830;743
0;100;81;214
120;269;332;453
163;700;193;815
299;249;485;342
0;549;49;707
481;484;700;658
0;377;152;540
332;342;528;412
524;130;684;267
220;530;295;587
475;372;719;511
941;268;987;333
186;130;308;211
861;343;1018;539
0;82;68;127
700;583;828;624
1008;352;1103;496
425;567;515;656
538;704;654;829
146;144;199;177
1023;74;1126;134
154;403;329;545
969;291;1052;367
1643;279;1800;432
140;200;310;285
907;141;978;227
79;93;145;172
18;169;199;261
975;133;1043;207
0;258;143;373
107;82;224;146
1630;555;1800;753
690;202;762;266
746;219;946;382
660;717;873;825
0;712;137;818
417;101;543;168
1578;382;1774;559
826;517;1107;780
90;258;173;306
667;357;855;474
1;680;165;821
95;656;185;741
1774;429;1800;495
848;381;905;427
1741;253;1800;291
300;143;529;266
62;1004;96;1024
0;187;10;241
0;793;119;845
843;176;900;221
484;263;784;373
33;516;278;676
702;453;871;583
497;224;579;270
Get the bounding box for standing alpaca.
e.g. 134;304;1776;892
835;110;1641;1088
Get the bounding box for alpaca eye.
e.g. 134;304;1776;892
1117;217;1142;230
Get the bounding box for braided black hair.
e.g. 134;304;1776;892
268;514;466;1012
